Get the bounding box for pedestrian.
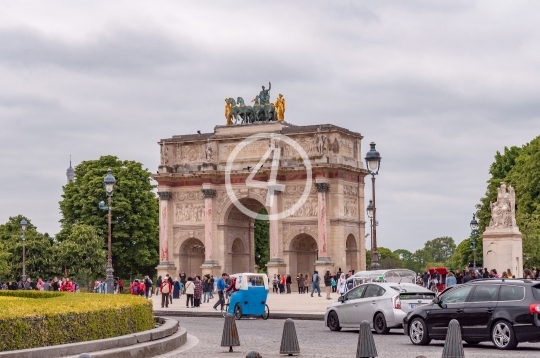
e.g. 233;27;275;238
337;273;347;296
173;277;180;299
463;271;473;283
286;274;292;294
160;277;172;308
155;276;162;296
185;277;195;308
144;276;152;298
280;274;286;294
209;275;215;299
194;276;203;307
324;270;332;300
118;278;124;293
303;274;309;294
213;273;229;311
298;273;305;294
138;279;145;296
331;273;337;292
446;272;456;287
482;268;489;278
524;268;533;279
311;270;321;297
180;272;187;294
203;275;212;303
421;271;429;288
42;279;51;291
131;279;139;295
167;275;174;304
272;274;278;293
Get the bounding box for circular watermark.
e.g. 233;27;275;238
225;132;312;221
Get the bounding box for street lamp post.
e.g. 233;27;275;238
99;169;116;294
365;142;382;270
20;218;28;285
366;199;374;262
470;213;479;270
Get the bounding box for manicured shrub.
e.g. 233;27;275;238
0;291;154;351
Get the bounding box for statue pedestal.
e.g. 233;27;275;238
156;262;177;279
482;227;523;278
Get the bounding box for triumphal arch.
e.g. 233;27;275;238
153;87;368;281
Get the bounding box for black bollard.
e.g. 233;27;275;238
246;351;262;358
279;318;300;356
356;320;377;358
442;319;464;358
221;313;240;352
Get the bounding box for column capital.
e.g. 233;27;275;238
201;189;216;198
157;191;172;200
315;183;330;193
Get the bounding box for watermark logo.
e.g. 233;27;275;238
225;133;312;221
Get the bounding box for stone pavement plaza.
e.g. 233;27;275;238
151;290;330;315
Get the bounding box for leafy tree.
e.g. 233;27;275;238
422;236;456;263
476;136;540;268
0;242;9;276
58;156;158;278
366;247;403;269
0;215;55;280
55;224;107;284
254;208;270;272
447;238;477;271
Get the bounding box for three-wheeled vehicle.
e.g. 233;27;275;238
222;273;270;320
428;267;447;294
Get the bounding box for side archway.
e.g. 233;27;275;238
179;238;205;278
346;234;358;272
231;238;249;274
288;234;318;277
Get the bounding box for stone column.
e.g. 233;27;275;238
315;182;330;261
156;190;176;277
266;188;286;278
201;185;219;277
201;188;216;263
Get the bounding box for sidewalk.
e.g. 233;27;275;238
151;289;335;320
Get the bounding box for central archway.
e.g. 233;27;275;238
224;197;266;274
288;234;318;277
179;238;205;277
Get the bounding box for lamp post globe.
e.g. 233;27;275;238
102;169;116;294
20;218;27;284
470;214;479;231
365;142;381;270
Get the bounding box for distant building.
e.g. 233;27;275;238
66;156;75;183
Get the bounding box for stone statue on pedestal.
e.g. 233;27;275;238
488;182;517;228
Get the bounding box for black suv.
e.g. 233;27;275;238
403;279;540;350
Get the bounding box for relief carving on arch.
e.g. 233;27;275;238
175;203;205;223
284;185;317;196
343;185;359;197
284;197;318;217
344;198;358;217
173;228;204;254
173;191;204;201
283;225;318;249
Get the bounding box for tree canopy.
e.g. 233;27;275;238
58;156;159;278
254;208;270;272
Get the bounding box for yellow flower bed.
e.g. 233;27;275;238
0;291;154;352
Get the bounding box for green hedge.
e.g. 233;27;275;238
0;291;154;351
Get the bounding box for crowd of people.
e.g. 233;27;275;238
0;277;81;291
416;266;540;292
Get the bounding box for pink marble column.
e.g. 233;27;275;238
315;183;330;260
157;191;172;263
201;188;216;263
269;191;280;260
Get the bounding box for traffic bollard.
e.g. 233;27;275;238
280;318;300;356
356;320;378;358
442;319;464;358
221;313;240;352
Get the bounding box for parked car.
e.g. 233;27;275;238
403;278;540;350
325;282;435;334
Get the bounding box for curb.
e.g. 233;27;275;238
154;310;324;321
0;317;184;358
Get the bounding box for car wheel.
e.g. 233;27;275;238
409;317;431;346
374;313;390;334
261;304;269;320
234;304;242;320
492;320;518;350
327;310;342;331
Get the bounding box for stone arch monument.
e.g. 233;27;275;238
153;121;368;280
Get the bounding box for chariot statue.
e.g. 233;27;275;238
225;82;285;125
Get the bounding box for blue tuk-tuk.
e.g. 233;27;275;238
223;273;269;320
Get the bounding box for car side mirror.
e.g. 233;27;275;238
433;296;441;305
338;296;345;303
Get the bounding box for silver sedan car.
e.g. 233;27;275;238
325;282;435;334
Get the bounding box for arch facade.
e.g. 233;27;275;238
154;122;367;279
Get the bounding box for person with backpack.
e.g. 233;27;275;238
185;277;195;308
138;280;145;296
131;279;140;295
311;270;321;297
160;277;172;308
324;271;332;300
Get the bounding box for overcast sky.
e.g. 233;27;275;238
1;1;538;252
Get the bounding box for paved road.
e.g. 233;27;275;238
172;317;540;358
